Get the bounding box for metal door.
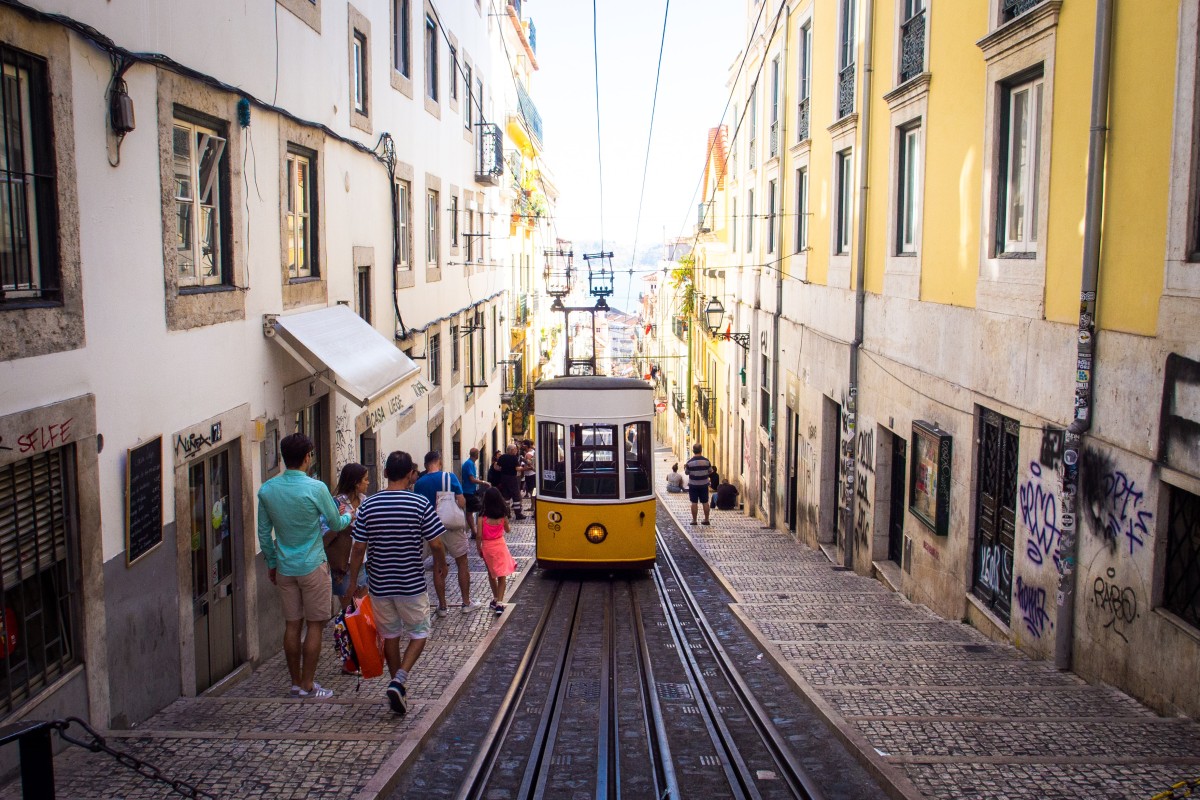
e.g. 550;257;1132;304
888;435;906;563
190;449;238;692
786;411;799;533
971;409;1019;623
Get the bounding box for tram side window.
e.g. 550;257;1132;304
571;424;619;499
624;421;652;498
538;422;566;498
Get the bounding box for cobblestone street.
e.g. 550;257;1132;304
0;520;538;800
653;449;1200;800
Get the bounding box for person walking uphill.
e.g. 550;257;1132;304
460;447;490;539
346;451;447;715
414;451;483;614
685;443;713;526
497;444;526;520
257;433;351;699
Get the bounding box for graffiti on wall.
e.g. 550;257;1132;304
1081;449;1153;555
1020;461;1062;571
1092;566;1139;644
334;404;355;473
854;426;874;551
978;542;1011;595
1015;576;1051;639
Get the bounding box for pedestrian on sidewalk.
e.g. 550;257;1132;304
665;463;686;493
327;463;371;612
347;451;447;715
477;487;518;615
487;450;503;487
257;433;351;700
414;451;482;615
461;447;489;540
685;443;713;526
498;444;526;520
522;439;537;513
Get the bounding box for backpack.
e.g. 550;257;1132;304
436;472;466;531
332;606;358;674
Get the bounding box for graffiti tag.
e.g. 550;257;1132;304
1020;462;1062;571
1015;576;1051;639
1092;567;1138;643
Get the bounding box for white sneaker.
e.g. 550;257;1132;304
435;606;450;618
461;600;483;613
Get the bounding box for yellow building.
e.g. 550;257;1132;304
700;0;1200;718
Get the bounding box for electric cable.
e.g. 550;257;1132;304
591;0;606;252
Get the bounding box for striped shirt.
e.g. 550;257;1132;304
352;490;444;598
685;455;712;487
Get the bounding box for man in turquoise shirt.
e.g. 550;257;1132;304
257;433;351;699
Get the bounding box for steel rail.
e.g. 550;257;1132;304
455;579;573;800
629;579;681;800
596;582;619;799
656;529;827;800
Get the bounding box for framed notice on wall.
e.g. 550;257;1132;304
126;436;164;565
909;421;952;537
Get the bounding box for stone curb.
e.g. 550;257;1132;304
655;484;926;800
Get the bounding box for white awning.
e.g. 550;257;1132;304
268;305;420;407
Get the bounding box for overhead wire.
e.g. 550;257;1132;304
591;0;606;252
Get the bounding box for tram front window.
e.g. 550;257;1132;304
571;424;618;499
538;422;566;498
624;421;652;497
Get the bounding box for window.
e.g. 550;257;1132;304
464;208;474;262
999;76;1043;254
899;0;926;83
795;167;809;253
760;352;771;431
450;195;459;248
475;210;484;263
1164;485;1200;630
173;116;229;287
356;265;372;323
393;0;410;77
285;149;316;279
746;189;754;253
424;15;438;101
464;63;473;129
748;85;757;168
352;30;368;114
769;57;780;157
732;198;738;250
767;180;777;254
624;422;652;498
1;46;58;301
0;447;80;715
295;397;328;482
836;149;853;255
838;0;857;118
449;47;458;101
475;77;483;121
450;324;460;374
798;22;812;141
897;125;921;254
426;189;439;265
396;179;411;270
538;422;566;498
428;332;441;385
571;424;618;499
1001;0;1046;24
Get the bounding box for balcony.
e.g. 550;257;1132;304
837;64;855;119
797;97;810;142
672;316;688;342
1001;0;1045;22
697;201;713;233
517;83;544;147
748;137;757;170
671;390;687;420
500;354;525;401
769;121;779;159
899;9;926;83
695;383;717;429
475;123;504;185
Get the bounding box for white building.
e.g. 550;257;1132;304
0;0;518;734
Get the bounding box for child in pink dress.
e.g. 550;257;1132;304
478;487;518;615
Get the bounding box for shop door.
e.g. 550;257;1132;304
971;409;1019;623
888;435;906;564
785;411;799;534
190;448;238;692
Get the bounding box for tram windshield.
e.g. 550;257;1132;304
571;424;619;499
624;422;652;497
538;422;566;498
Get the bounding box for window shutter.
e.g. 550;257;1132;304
0;448;70;592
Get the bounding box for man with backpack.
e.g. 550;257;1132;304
413;451;483;615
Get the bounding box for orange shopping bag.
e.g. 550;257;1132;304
345;596;385;679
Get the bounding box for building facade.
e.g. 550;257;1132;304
0;0;521;737
687;0;1200;718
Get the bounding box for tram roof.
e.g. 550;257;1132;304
536;376;651;392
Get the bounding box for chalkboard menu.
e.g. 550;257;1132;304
126;436;164;565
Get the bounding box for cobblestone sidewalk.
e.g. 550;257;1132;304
1;517;538;799
654;448;1200;800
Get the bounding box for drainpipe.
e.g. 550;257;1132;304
1056;0;1114;672
768;8;792;530
846;0;876;568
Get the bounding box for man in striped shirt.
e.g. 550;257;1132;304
347;451;446;715
685;443;713;526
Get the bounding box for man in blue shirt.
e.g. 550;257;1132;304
413;451;482;615
257;433;351;699
460;447;490;539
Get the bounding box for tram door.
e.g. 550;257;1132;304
190;448;239;692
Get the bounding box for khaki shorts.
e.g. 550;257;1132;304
441;528;469;559
277;562;332;622
372;593;432;640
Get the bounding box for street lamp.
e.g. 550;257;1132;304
704;296;725;334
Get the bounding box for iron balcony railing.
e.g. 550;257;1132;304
516;83;544;146
672;316;688;342
899;10;926;83
695;384;717;429
837;64;855;119
500;356;525;401
797;97;810;142
748;137;757;169
1001;0;1044;22
697;201;713;233
475;123;504;185
769;121;779;159
671;390;687;420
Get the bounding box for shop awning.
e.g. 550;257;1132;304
267;305;420;407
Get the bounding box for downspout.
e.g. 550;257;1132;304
1056;0;1114;672
847;0;876;568
769;8;791;530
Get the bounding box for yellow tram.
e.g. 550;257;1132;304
534;376;656;570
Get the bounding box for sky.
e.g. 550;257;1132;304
529;0;745;263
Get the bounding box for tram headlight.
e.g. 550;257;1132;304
584;523;608;544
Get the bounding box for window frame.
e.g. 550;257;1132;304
172;114;231;289
623;421;653;499
393;0;411;78
396;179;412;270
424;14;438;102
450;194;459;249
426;188;439;266
284;147;318;280
352;30;368;114
767;179;777;255
538;422;567;498
450;324;461;376
835;149;854;256
746;189;755;253
795;167;809;254
464;62;473;130
997;75;1044;256
896;124;921;255
428;331;441;385
570;423;619;500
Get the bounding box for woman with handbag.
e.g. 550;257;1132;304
326;463;370;611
